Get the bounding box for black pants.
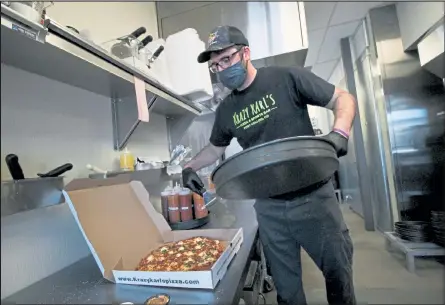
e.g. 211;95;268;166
254;181;356;305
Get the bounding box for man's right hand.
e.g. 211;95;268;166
182;167;205;195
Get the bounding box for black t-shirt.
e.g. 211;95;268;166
210;66;335;149
209;66;335;200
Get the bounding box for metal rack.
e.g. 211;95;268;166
1;4;203;150
384;232;445;273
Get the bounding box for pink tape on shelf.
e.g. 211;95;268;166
134;76;149;122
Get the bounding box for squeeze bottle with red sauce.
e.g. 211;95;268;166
167;187;180;223
193;192;208;219
178;188;193;222
160;187;172;222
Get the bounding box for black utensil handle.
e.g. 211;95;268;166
130;27;147;39
153;45;164;58
5;154;25;180
139;35;153;49
38;163;73;178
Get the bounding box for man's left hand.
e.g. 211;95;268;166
323;130;349;157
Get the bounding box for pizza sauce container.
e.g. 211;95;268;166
167;189;180;223
193;192;208;219
178;188;193;222
160;189;171;222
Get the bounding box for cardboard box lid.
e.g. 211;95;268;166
64;177;172;281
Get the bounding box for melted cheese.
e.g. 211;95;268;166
198;251;206;257
185;251;194;256
195;245;202;250
168;251;174;255
195;237;203;242
146;255;154;262
176;253;182;258
178;246;185;251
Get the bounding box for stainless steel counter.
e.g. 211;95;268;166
2;199;259;305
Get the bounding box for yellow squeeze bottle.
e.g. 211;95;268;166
119;148;135;171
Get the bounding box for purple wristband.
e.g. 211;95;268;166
333;128;349;139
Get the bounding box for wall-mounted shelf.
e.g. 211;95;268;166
1;4;202;150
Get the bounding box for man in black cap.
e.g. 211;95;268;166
183;26;357;305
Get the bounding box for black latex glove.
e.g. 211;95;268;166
182;167;205;195
324;130;349;157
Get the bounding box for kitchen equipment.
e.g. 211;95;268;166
169;145;191;166
167;187;180;224
179;188;193;222
431;210;445;246
37;163;73;178
135;158;150;171
119;148;135;171
1;176;64;217
135;157;164;171
160;187;171;222
395;221;432;242
86;164;108;175
138;35;153;51
8;2;40;23
147;46;164;68
110;27;147;59
211;136;339;200
5;154;25;180
8;1;53;23
169;214;210;230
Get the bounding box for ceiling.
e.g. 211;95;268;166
304;1;385;80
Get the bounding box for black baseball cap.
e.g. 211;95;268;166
197;26;249;63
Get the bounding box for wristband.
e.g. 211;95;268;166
333;128;350;139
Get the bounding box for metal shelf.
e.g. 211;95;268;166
0;4;201;118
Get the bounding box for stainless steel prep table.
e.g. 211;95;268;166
2;200;259;305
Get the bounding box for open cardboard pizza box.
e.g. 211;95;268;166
63;176;243;289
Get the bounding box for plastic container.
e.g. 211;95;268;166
193;192;208;219
119;148;135;171
178;188;193;222
167;188;180;224
160;187;172;222
164;28;213;103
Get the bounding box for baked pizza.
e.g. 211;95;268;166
136;237;226;272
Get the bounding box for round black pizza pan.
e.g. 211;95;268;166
211;136;339;200
169;214;210;230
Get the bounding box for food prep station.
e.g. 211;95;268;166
2;198;268;305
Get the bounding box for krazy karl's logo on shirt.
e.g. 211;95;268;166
232;94;278;130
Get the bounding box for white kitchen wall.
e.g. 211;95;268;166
46;2;159;43
1;64;170;181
